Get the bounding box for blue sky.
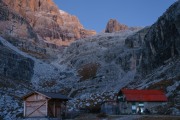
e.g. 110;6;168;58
54;0;176;32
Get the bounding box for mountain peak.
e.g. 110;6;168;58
105;19;128;33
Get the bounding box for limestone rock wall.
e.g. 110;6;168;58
2;0;96;46
105;19;128;33
125;1;180;79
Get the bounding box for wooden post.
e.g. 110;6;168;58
24;101;26;117
59;101;61;116
53;101;56;117
65;101;67;117
46;99;48;116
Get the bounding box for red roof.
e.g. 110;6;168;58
121;89;168;102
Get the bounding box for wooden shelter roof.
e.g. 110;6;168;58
22;91;70;100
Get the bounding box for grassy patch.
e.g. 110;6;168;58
21;48;48;59
78;63;100;81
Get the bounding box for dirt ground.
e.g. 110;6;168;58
69;114;180;120
135;115;180;120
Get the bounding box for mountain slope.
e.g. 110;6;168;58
0;0;180;119
60;1;180;114
0;35;73;119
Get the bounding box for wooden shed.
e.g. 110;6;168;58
22;91;70;118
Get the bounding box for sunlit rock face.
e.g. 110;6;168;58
0;0;96;59
105;19;128;33
2;0;96;46
0;0;49;59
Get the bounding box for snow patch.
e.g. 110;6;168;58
59;10;67;15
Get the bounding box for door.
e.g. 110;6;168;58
56;106;61;118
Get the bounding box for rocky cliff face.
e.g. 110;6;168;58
2;0;96;46
0;0;96;60
143;2;180;73
105;19;128;33
0;41;34;81
0;0;50;60
0;0;37;41
125;1;180;79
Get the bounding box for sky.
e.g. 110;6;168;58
54;0;177;32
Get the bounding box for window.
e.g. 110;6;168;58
118;96;124;102
138;102;144;107
132;102;136;113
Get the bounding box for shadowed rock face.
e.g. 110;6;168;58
2;0;96;46
105;19;128;33
123;2;180;114
125;1;180;79
0;43;34;81
125;27;150;48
